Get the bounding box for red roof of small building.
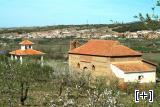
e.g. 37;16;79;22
69;40;142;57
9;49;45;56
19;40;34;45
112;61;155;73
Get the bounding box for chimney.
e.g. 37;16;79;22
69;40;80;50
76;40;80;48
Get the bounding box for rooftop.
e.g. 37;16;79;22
9;49;45;56
69;40;142;57
19;40;34;45
112;61;155;73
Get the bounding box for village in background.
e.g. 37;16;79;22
1;22;160;39
0;1;160;106
0;22;160;107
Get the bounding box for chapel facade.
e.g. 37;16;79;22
68;40;156;83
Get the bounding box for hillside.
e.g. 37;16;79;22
0;21;160;34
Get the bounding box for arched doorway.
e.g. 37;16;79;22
83;67;88;72
92;65;95;71
77;63;80;69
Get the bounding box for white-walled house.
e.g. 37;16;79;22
111;61;156;83
9;40;45;65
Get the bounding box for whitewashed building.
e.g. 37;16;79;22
111;61;156;83
9;40;45;65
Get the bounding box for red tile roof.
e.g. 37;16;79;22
69;40;142;57
112;61;155;73
19;40;34;45
9;49;45;56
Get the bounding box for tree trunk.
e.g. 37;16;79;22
20;82;29;106
8;98;13;107
59;79;64;96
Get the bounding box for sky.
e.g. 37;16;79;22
0;0;160;27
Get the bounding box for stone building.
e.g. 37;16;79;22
68;40;156;83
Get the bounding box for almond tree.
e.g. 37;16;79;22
0;57;52;106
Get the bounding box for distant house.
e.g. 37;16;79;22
100;35;112;39
68;40;156;83
9;40;45;65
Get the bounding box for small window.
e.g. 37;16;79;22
77;63;80;68
92;65;95;71
138;75;144;80
83;67;88;71
25;46;27;49
29;45;31;49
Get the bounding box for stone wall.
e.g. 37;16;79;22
68;54;156;83
69;54;116;78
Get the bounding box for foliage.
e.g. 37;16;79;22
0;36;159;106
132;1;160;31
134;13;160;31
0;56;53;106
112;21;150;32
157;0;160;6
